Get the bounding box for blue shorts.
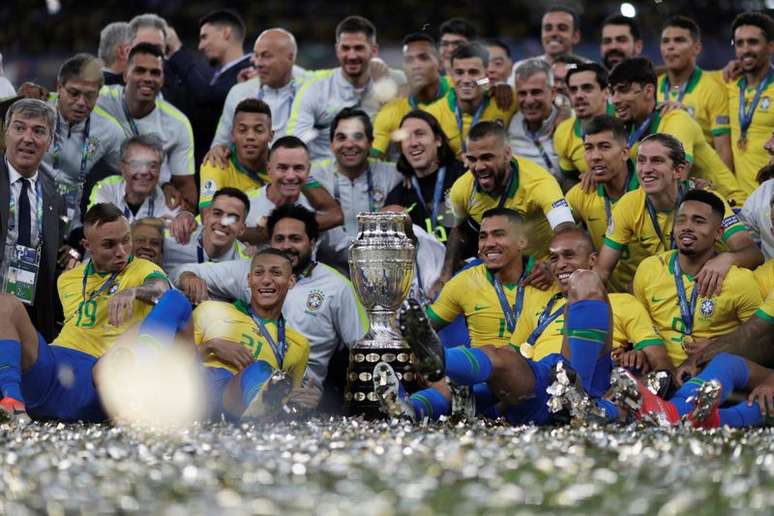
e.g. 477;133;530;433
21;335;107;423
205;367;234;420
503;354;562;426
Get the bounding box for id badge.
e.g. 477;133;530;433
2;245;41;305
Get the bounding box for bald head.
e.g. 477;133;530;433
252;28;297;88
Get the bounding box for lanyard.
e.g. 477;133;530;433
333;168;375;214
8;174;43;249
526;129;554;171
492;267;529;334
230;147;267;184
122;94;140;136
408;81;444;109
249;310;287;367
81;261;119;304
526;293;565;345
661;71;693;104
644;183;685;250
738;67;774;142
257;81;296;121
497;164;517;208
410;166;446;232
196;235;207;263
123;194;155;220
296;261;316;281
602;167;635;226
627;111;657;147
673;256;700;336
455;99;486;153
53;114;91;183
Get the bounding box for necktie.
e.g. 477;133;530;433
17;178;31;247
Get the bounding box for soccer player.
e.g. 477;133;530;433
97;43;197;210
441;121;574;285
174;205;367;405
631;190;763;368
384;110;466;243
199;98;273;211
43;53;124;227
287;16;406;160
508;58;565;188
438;18;478;75
565;116;640;292
554;62;612;176
659;16;733;168
89;134;180;222
609;57;745;206
538;5;582;64
193;248;310;420
600;14;643;71
728;12;774;196
0;203;169;421
423;43;517;156
311;108;402;272
372;33;449;159
596;134;762;297
484;39;513;84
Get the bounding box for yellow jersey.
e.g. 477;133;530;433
372;77;451;156
553;104;616;175
728;73;774;196
449;158;573;255
55;257;168;358
657;67;730;145
422;89;517;156
628;109;745;206
509;291;664;362
565;162;639;292
428;263;535;347
192;300;309;387
754;259;774;298
199;149;269;211
633;250;762;366
604;183;748;293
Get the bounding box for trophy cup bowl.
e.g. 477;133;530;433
346;212;417;418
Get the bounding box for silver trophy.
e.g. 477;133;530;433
346;212;417;418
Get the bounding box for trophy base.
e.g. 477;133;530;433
345;345;417;419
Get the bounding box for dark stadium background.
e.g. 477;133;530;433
0;0;770;87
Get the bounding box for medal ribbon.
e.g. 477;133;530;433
673;256;700;336
410;166;446;232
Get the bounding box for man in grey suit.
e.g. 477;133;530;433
1;99;68;341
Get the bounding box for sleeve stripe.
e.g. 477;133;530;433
426;306;451;325
603;237;625;251
711;128;731;136
634;338;665;350
143;271;169;283
722;224;748;241
755;308;774;325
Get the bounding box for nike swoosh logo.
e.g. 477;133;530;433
587;217;599;222
651;295;665;303
474;304;488;311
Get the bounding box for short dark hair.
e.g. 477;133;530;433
757;163;774;184
396;110;456;177
608;57;657;90
552;53;584;66
128;42;164;63
732;11;774;42
439;18;478;40
481;207;524;226
211;187;250;217
566;61;608;89
336;15;376;43
664;15;701;41
403;32;436;47
198;10;246;41
639;133;687;166
468;120;507;145
270;135;309;158
602;13;641;41
266;203;320;242
84;202;125;227
552;226;597;253
251;247;294;269
483;38;512;59
450;42;489;68
583;115;627;144
680;189;725;221
545;4;580;32
330;107;373;143
234;98;272;121
58;53;104;87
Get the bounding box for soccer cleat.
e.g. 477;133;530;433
449;382;476;422
0;397;30;425
546;361;607;426
397;298;445;382
372;362;415;421
608;367;679;427
683;379;722;429
644;370;674;399
241;370;292;421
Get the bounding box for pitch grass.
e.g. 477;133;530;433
1;417;773;514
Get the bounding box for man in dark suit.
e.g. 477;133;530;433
165;10;253;168
1;99;68;342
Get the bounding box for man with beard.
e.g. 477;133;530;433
600;14;643;71
658;16;733;169
174;204;367;408
372;33;450;159
287;16;406;160
728;12;774;196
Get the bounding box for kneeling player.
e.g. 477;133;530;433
192;249;310;420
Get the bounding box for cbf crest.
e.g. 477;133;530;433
761;96;772;112
108;283;120;295
305;289;325;312
699;298;715;319
86;137;100;161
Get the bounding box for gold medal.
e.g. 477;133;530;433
738;135;748;150
520;342;535;359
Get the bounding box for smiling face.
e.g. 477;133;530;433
674;200;723;257
516;71;554;125
233;111;272;164
568;70;607;119
660;26;700;73
548;231;597;294
583;130;630;184
601;24;642;70
131;223;163;266
247;252;295;311
84;218;132;273
268;146;310;198
734;25;774;76
464;133;512;193
336;31;376;81
125;52;163;103
269;217;313;273
478;215;526;270
611;80;654;122
636;140;683;195
331;117;371;172
399;116;440;174
203;194;246;247
122;144;162;198
403;40;441;92
451;56;487;104
4;112;52;176
541;11;578;58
